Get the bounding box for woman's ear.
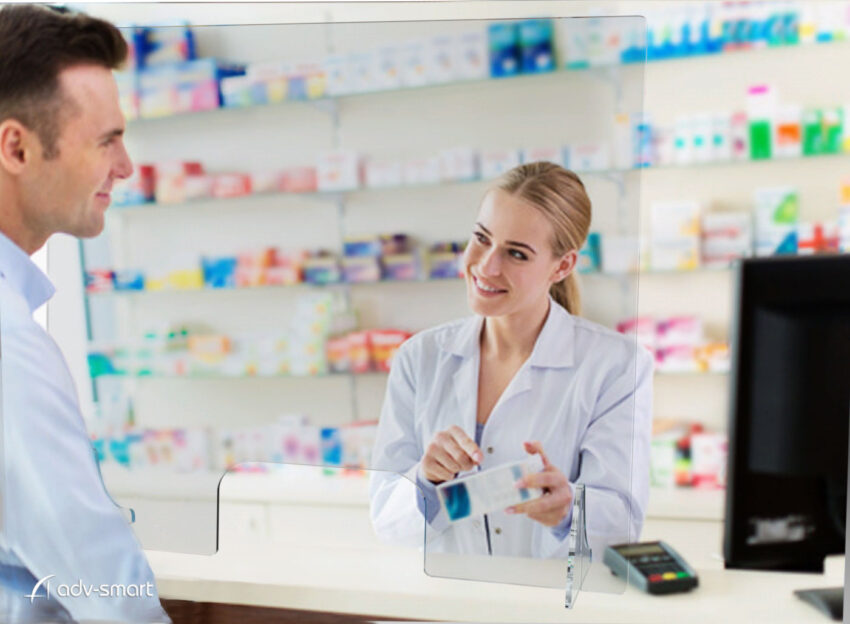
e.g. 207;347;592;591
552;250;578;283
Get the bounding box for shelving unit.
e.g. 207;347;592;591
63;15;850;528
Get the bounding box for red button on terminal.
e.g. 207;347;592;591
649;574;663;583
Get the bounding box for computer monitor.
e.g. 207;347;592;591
724;255;850;573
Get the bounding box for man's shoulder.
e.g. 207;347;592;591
0;277;37;329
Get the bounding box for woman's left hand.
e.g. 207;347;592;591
506;441;573;527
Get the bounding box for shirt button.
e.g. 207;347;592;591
487;447;494;454
494;528;502;535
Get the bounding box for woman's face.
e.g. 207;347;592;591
463;188;574;319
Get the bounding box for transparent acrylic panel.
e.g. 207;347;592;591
32;7;645;609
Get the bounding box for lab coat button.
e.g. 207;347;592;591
487;446;494;454
494;527;502;535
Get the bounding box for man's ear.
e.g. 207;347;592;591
0;119;32;175
552;249;578;283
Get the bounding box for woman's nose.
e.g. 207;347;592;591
478;246;501;276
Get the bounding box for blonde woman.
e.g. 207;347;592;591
370;162;652;559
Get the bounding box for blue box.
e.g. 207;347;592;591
518;20;554;73
488;22;521;77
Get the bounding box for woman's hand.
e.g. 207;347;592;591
506;440;573;527
421;425;483;484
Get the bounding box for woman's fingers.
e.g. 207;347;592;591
448;425;483;464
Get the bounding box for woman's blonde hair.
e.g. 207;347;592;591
494;162;591;315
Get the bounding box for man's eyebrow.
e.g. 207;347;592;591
98;128;124;142
474;222;537;254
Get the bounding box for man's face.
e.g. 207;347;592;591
21;64;132;240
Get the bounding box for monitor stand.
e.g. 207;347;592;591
794;587;843;621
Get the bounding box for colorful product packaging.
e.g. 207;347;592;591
439;147;479;182
369;329;411;372
317;150;362;191
520;146;564;167
577;232;601;274
455;31;489;80
754;186;799;256
488;22;521;77
797;222;841;254
517;19;555;73
479;148;521;179
701;212;752;267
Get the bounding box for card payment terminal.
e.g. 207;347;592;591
603;541;699;595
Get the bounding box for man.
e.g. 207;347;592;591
0;5;169;622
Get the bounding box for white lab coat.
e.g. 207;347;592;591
369;299;653;560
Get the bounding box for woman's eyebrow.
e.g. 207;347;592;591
475;222;537;255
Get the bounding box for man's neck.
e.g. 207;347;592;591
0;194;45;255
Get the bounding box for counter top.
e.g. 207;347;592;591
148;541;843;623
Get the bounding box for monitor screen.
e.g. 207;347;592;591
724;256;850;572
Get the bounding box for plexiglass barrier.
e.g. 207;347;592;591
11;9;647;610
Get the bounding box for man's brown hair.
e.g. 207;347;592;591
0;4;128;159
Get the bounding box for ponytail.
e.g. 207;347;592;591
550;272;581;316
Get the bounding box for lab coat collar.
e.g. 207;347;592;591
439;297;575;369
0;229;55;313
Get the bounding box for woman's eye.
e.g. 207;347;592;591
509;249;528;261
474;232;488;244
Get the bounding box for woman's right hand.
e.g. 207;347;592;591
421;425;484;484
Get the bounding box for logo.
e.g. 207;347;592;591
25;574;54;602
24;575;154;601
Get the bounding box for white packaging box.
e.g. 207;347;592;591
656;315;703;348
701;212;752;241
317;150;362;191
754;226;797;257
403;156;442;185
427;35;456;84
711;113;732;162
650;240;700;271
323;55;352;96
436;455;544;522
613;112;633;169
691;113;713;163
691;433;727;489
652;125;675;167
364;158;404;189
755;186;799;231
372;46;402;91
650;437;677;488
349;51;376;93
651;200;701;240
400;39;429;87
601;235;641;274
701;238;751;268
439;147;479;181
839;205;850;252
454;30;489;80
480;148;521;179
569;142;610;172
521;146;565;167
673;116;694;165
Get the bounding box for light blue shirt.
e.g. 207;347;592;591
371;298;653;559
0;232;169;622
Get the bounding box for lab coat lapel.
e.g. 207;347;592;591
452;352;479;439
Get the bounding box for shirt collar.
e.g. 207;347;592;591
438;296;575;369
0;230;55;313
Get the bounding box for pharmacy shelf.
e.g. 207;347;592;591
108;152;850;217
91;369;726;381
125;62;635;126
100;465;725;521
125;38;850;126
84;267;736;299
